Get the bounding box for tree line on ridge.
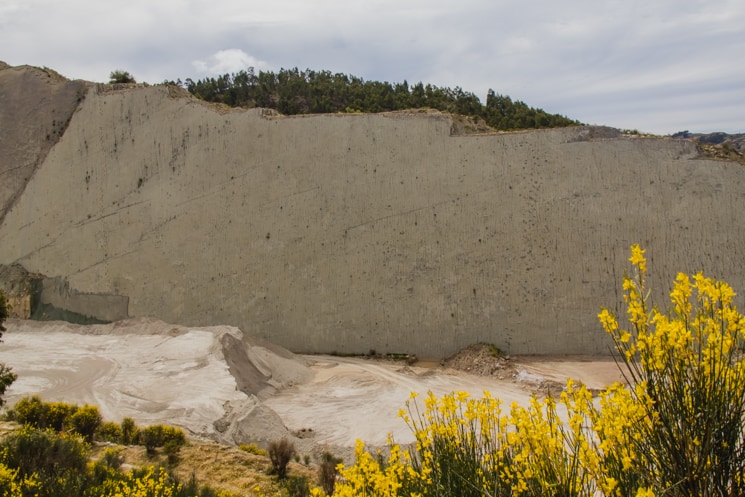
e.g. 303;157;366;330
162;67;580;131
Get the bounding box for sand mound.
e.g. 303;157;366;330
0;318;311;445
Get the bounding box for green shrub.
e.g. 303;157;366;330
0;292;17;407
282;475;309;497
120;416;139;445
238;443;266;456
108;70;136;84
88;447;123;487
96;421;122;443
0;426;88;480
0;462;22;497
69;405;102;441
6;395;47;427
138;424;187;455
0;363;16;408
45;401;75;432
5;397;82;434
0;289;8;334
164;440;182;466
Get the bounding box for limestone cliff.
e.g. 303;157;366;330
0;63;89;223
1;63;744;356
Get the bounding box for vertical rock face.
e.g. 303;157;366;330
0;64;89;222
1;64;744;357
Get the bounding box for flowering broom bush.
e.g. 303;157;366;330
319;246;745;497
599;245;745;496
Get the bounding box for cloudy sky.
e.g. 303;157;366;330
2;0;743;134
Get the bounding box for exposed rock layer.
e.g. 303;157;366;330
2;63;744;356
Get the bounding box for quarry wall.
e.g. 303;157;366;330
2;64;745;357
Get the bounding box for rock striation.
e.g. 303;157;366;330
2;62;745;357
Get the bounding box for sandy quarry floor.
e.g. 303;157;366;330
264;355;625;447
0;319;625;452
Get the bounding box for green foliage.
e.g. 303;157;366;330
0;406;228;497
6;395;46;427
267;438;295;480
4;398;187;460
6;398;101;441
0;426;89;496
282;475;310;497
120;416;140;445
0;290;15;407
88;448;123;488
69;405;102;441
0;462;22;497
183;67;579;131
139;424;187;455
97;421;122;443
238;443;266;456
0;289;8;334
108;70;136;84
44;402;75;432
0;364;16;408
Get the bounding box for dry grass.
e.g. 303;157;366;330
89;439;318;496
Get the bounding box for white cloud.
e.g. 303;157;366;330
1;0;743;133
192;49;271;76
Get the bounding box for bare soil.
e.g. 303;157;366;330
0;319;625;462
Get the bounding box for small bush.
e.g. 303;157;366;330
5;397;92;437
0;462;22;497
282;475;310;497
0;289;8;334
6;395;46;427
0;426;88;479
139;424;187;455
238;443;266;456
97;421;122;443
100;447;124;469
164;440;182;466
109;70;136;84
69;404;102;441
45;402;75;432
89;447;123;486
0;363;15;408
319;452;342;495
173;472;234;497
268;438;296;480
120;416;139;445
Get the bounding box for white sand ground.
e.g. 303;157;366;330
0;319;625;453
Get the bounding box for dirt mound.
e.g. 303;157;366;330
442;344;625;395
442;343;515;378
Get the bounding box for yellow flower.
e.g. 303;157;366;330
629;244;647;272
635;487;656;497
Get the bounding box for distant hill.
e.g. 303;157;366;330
671;131;745;164
177;67;581;131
